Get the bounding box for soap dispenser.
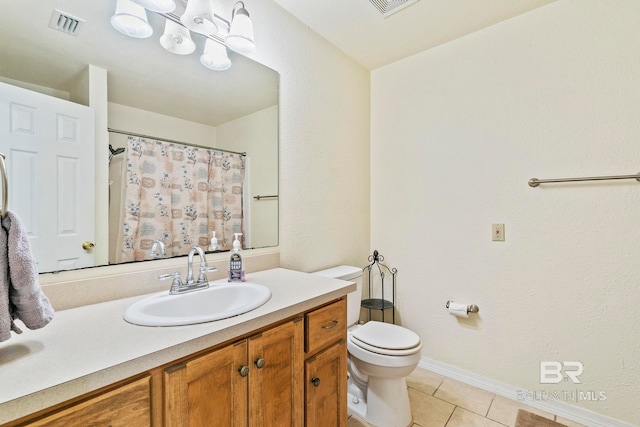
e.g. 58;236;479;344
228;233;245;282
209;231;218;251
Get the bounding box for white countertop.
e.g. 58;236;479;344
0;268;355;424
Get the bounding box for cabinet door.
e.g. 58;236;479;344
248;318;304;427
24;376;151;427
164;340;248;427
305;341;347;427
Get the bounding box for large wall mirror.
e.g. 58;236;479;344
0;0;279;273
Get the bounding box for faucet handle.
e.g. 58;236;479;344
159;272;183;294
197;265;218;283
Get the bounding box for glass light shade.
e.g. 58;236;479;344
111;0;153;38
200;39;231;71
225;4;255;54
131;0;176;13
160;20;196;55
180;0;218;36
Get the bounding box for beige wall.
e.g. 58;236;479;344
249;1;371;271
371;0;640;424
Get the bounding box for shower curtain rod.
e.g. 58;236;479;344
107;128;247;157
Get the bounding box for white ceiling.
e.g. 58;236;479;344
274;0;556;70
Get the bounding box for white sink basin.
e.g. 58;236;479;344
123;282;271;326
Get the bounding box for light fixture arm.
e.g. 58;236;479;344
160;12;228;45
232;1;250;19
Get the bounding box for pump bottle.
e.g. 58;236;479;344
228;233;245;282
209;231;218;251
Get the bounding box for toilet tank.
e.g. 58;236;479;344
312;265;362;327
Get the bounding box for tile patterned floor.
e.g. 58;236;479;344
348;367;588;427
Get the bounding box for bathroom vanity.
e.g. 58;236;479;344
0;268;353;426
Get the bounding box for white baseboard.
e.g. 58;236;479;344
418;357;636;427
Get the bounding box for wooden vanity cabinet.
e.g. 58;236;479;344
304;298;348;427
3;298;347;427
20;376;151;427
163;317;304;427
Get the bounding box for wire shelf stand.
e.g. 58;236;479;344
361;250;397;324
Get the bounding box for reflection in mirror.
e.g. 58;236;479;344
110;134;247;263
0;0;278;274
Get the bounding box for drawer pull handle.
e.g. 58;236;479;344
254;358;266;369
238;365;250;377
321;320;339;329
311;377;321;387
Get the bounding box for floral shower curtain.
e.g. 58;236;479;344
120;137;245;262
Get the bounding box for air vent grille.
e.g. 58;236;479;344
49;9;85;36
368;0;418;17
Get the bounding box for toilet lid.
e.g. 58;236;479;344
350;321;421;356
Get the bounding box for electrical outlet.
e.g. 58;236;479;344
492;223;505;241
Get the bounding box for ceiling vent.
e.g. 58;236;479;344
368;0;418;18
49;9;85;36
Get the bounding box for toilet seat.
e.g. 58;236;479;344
350;321;421;356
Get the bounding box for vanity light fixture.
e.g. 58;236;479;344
110;0;256;71
180;0;218;36
226;1;255;54
200;38;231;70
131;0;176;13
160;20;196;55
111;0;153;39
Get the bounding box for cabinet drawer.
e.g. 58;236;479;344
305;299;346;354
24;376;151;427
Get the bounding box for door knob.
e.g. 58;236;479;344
82;241;95;250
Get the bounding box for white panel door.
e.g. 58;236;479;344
0;82;95;272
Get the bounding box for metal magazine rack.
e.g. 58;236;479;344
361;250;397;324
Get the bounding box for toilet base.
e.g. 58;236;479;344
347;376;412;427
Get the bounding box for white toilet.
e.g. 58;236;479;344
313;265;422;427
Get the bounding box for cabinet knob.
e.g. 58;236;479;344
238;365;250;377
311;377;321;387
254;358;266;369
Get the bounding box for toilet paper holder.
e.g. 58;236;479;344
446;301;479;315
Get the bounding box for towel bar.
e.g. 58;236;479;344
528;172;640;187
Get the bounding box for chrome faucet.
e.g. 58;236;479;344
186;246;208;284
150;240;166;258
159;246;218;294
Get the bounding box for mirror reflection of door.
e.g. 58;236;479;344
0;82;95;272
